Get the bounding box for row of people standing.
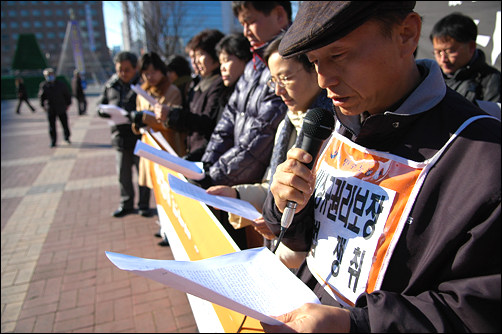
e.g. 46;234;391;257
94;1;499;332
154;2;292;249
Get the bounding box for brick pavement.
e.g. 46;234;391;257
1;94;198;333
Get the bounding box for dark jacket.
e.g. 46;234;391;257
71;75;85;100
166;72;224;161
200;41;288;187
263;60;501;332
17;82;28;99
38;79;72;114
97;73;141;151
443;49;501;103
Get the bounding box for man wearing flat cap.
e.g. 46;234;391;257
262;1;500;332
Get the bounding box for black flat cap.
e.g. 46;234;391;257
279;1;416;58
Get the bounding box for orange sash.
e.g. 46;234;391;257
306;115;494;306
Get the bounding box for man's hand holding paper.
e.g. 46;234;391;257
106;247;321;326
168;174;261;222
98;104;130;126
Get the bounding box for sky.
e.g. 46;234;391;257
102;2;300;51
102;1;123;50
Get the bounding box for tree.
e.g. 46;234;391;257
127;1;188;58
12;34;48;71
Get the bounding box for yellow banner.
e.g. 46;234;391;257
143;132;264;333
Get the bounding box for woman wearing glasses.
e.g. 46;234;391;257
206;33;333;251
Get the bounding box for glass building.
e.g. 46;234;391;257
1;1;113;77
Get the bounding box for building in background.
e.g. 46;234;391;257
1;1;113;79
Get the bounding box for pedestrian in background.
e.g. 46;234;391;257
38;68;72;148
15;77;36;114
71;70;87;115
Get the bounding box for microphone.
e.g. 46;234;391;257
280;107;335;230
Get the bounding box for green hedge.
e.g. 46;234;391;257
1;75;72;100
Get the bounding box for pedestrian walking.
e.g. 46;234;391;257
38;68;72;147
72;70;88;115
15;77;36;114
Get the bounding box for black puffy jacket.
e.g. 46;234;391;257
200;42;288;187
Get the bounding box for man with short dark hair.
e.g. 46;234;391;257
430;12;501;103
97;51;151;218
261;1;500;332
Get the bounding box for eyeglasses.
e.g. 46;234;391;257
432;48;459;58
267;68;302;90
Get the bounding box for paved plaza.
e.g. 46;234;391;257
1;92;198;333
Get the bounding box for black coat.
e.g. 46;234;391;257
167;72;224;161
71;75;85;100
38;79;71;115
97;73;141;150
443;49;501;103
263;60;501;332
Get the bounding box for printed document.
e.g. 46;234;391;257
134;140;205;180
147;128;178;156
131;84;158;106
98;104;130;126
168;174;261;221
106;247;320;325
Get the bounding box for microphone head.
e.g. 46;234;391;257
302;108;335;140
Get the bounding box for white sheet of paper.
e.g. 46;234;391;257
106;247;320;325
131;84;158;106
168;174;261;221
147;128;179;156
134;140;205;180
98;104;130;126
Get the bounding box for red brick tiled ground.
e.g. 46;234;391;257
1;94;198;333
